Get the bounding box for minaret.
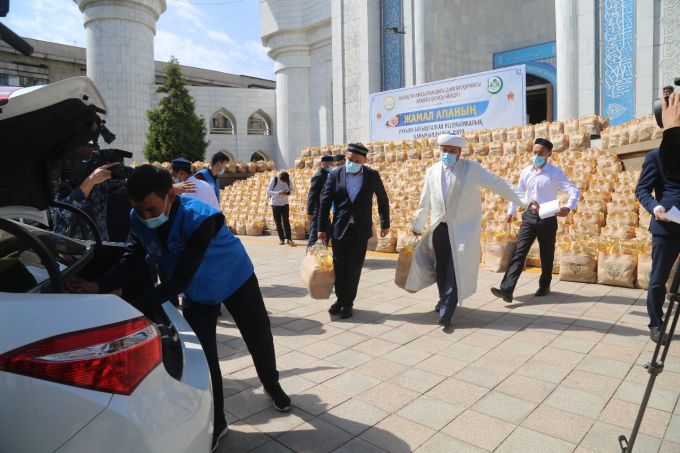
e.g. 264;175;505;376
74;0;166;161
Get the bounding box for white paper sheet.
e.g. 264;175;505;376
664;206;680;224
538;199;561;219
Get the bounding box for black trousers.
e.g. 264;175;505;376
307;215;319;247
182;273;279;428
433;223;458;320
501;211;557;294
271;205;292;241
332;225;369;308
647;235;680;327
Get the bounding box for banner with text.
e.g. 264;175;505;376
369;65;526;142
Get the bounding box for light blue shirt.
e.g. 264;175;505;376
346;168;364;202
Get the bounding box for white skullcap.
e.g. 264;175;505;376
437;134;466;147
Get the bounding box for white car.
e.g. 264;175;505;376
0;78;213;452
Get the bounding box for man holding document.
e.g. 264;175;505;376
491;138;580;302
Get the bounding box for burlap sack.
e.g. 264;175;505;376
559;251;597;283
300;245;335;299
597;252;637;288
294;159;305;169
488;142;503;156
628;121;640;144
395;242;417;289
564;119;580;135
526;241;542;267
492;128;506;142
549;121;565;136
638;117;655;142
235;221;247;236
534;122;549;138
653;125;664;139
291;222;306;240
375;234;397;253
522;125;535;140
506;127;521;141
367;228;378;251
478;130;492;143
601;130;610;149
246;221;264;236
551;134;569;152
569;132;591;151
484;233;518;273
580;115;601;136
637;255;652;289
472;143;489;156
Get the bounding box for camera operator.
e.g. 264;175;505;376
51;145;131;242
636;91;680;345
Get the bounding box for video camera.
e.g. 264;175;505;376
54;121;133;191
653;77;680;128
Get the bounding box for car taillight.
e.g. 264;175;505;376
0;317;161;395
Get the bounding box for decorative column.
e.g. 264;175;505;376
555;0;579;120
266;32;311;168
659;0;680;95
74;0;166;161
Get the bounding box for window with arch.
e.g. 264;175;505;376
250;151;267;162
210;109;236;135
218;150;234;162
247;110;272;135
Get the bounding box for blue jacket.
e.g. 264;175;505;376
636;148;680;236
130;197;253;303
196;168;220;200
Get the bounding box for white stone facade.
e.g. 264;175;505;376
75;0;166;162
173;86;277;163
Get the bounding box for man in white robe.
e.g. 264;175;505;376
409;134;533;327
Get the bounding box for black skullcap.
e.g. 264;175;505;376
321;155;334;163
333;154;346;162
347;143;369;156
171;157;192;173
534;138;553;151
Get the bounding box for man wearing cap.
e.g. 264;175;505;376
170;157;220;210
491;138;580;303
332;153;346;169
409;134;532;327
318;143;390;319
306;155;334;248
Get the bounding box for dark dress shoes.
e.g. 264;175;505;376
340;307;353;319
434;302;442;313
650;326;669;345
491;287;513;303
438;316;451;327
328;302;342;315
535;287;551;297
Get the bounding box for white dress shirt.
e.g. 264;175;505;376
182;175;220;210
508;163;580;215
441;162;456;197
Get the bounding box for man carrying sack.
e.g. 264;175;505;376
409;134;531;327
491;138;580;303
317;143;390;319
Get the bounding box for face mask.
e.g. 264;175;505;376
217;168;225;176
346;161;362;174
441;153;457;167
532;155;546;168
139;195;169;229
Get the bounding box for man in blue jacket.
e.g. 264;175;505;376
195;151;229;200
306;155;333;248
68;165;290;451
636;91;680;344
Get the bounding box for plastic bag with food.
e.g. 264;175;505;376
300;243;335;299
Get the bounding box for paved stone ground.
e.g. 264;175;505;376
213;238;680;453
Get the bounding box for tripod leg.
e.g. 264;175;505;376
619;260;680;452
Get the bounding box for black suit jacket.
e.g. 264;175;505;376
318;166;390;240
636;144;680;236
306;168;329;216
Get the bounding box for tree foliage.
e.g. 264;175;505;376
144;56;209;162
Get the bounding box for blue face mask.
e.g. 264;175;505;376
346;161;362;174
441;152;457;167
532;155;546;168
138;195;169;229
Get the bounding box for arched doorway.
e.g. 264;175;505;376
525;62;557;124
250;151;268;162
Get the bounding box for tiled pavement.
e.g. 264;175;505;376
213;238;680;453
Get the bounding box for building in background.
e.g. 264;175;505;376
262;0;680;167
0;36;276;164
